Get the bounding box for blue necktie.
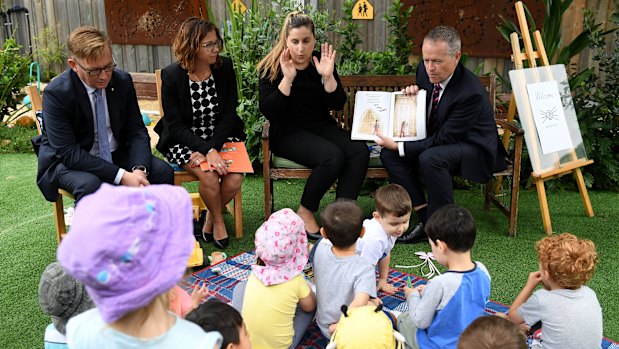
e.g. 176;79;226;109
93;89;112;162
427;83;442;135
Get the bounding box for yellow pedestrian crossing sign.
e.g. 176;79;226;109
352;0;373;20
232;0;247;14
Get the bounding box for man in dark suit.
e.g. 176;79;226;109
377;26;506;243
36;26;173;203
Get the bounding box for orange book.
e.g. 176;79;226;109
200;142;254;173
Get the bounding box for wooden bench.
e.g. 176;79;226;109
130;72;158;100
262;74;524;236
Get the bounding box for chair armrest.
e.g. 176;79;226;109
262;120;270;140
495;119;524;135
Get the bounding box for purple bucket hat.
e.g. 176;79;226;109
252;208;308;286
57;184;194;323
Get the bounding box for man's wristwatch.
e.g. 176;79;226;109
131;165;149;177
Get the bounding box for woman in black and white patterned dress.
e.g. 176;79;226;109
155;18;245;248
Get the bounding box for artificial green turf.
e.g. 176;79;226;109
0;153;617;348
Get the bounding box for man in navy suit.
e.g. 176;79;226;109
377;26;506;243
36;26;173;203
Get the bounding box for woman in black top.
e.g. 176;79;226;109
155;18;246;248
258;12;369;236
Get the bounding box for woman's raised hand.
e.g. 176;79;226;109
280;48;297;80
313;43;336;79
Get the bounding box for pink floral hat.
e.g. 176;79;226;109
252;208;308;286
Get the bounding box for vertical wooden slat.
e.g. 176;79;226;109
122;44;137;72
93;0;105;30
562;0;586;74
135;44;150;73
79;0;94;26
53;0;70;46
111;43;124;70
66;0;81;31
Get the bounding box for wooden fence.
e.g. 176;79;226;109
1;0;616;80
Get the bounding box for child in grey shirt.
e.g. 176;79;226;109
312;200;377;339
505;233;602;349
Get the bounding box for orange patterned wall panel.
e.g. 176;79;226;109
404;0;545;58
105;0;206;45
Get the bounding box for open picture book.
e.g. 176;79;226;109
350;90;427;141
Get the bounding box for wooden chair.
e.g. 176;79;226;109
27;85;74;245
262;74;524;236
155;69;243;238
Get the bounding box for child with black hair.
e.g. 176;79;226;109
397;204;491;349
187;299;251;349
313;199;377;339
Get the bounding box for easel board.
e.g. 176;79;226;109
509;64;588;176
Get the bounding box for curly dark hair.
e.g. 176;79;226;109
172;17;223;73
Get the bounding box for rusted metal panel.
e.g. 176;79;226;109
403;0;546;58
104;0;207;45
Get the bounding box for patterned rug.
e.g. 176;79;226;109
181;251;618;349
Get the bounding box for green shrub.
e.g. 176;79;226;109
497;0;614;189
0;124;37;154
572;9;619;190
0;37;31;126
338;0;415;75
32;26;66;82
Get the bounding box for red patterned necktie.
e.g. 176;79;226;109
428;83;442;135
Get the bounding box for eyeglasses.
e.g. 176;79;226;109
74;58;117;76
200;39;223;52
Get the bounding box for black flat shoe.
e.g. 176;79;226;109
213;237;229;249
306;230;321;241
396;223;428;244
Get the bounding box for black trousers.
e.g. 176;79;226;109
380;143;464;221
57;149;174;203
273;123;369;212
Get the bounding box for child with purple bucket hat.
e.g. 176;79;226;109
232;208;316;349
57;183;222;348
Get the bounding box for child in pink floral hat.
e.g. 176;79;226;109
232;208;316;349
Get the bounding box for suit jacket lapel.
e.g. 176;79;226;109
435;64;463;126
71;70;95;137
105;76;120;136
177;66;192;123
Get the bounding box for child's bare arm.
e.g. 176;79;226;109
377;253;398;295
299;288;317;312
190;283;209;312
507;271;542;324
348;292;371;309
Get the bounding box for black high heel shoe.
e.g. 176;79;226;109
202;231;229;249
213;237;229;249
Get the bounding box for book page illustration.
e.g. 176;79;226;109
388;90;427;141
351;91;392;141
392;94;417;138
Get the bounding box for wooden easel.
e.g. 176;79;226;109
506;1;594;234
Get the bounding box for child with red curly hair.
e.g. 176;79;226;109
505;233;602;349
